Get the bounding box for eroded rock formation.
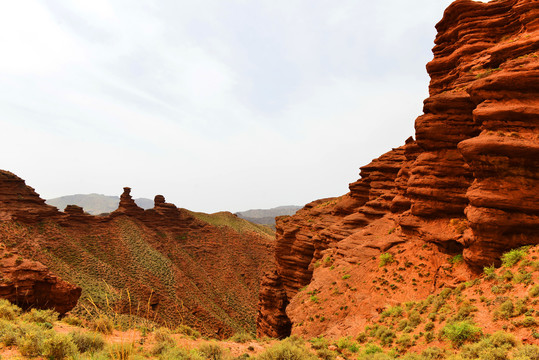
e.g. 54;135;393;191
0;170;61;223
0;248;81;314
0;170;274;337
258;0;539;338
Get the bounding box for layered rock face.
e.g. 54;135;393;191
0;170;61;223
258;0;539;338
0;248;81;314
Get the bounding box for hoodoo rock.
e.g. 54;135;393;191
112;187;145;217
257;0;539;338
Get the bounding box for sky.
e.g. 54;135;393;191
0;0;461;213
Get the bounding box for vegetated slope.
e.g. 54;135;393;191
257;0;539;344
0;171;275;338
46;194;153;215
2;244;539;360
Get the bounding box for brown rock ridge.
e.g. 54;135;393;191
0;169;274;337
258;0;539;339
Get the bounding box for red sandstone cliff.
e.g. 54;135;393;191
258;0;539;338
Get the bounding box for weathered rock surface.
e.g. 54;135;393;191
0;248;81;314
0;170;61;223
258;0;539;338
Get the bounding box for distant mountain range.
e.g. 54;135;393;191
46;194;153;215
235;205;302;228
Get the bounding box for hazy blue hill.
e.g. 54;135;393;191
46;194;153;215
235;205;302;228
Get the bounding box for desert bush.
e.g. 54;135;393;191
316;348;337;360
108;342;134;360
23;308;59;326
0;299;21;320
43;333;78;359
160;346;205;360
154;327;174;344
424;322;435;332
513;344;539;360
70;330;105;353
483;265;497;280
198;342;224;360
228;331;254;343
502;247;528;267
91;315;114;334
336;336;360;352
257;337;317;360
309;336;328;349
375;326;395;346
0;319;18;346
408;311;422;328
421;346;446;359
63;314;83;326
379;253;394;267
396;334;412;348
175;324;201;338
440;321;482;347
529;284;539;297
17;323;50;357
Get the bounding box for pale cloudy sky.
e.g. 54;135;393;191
1;0;458;213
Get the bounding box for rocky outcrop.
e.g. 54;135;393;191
112;187;145;217
0;170;61;223
0;248;81;314
258;0;539;338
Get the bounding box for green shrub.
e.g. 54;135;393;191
17;324;49;357
160;346;204;360
396;334;412;348
513;344;539;360
228;331;254;343
379;253;394;267
63;314;83;326
23;308;59;324
43;333;78;359
381;305;403;318
0;319;18;346
198;342;224;360
175;324;201;338
316;348;337;360
257;337;317;360
440;321;482;347
309;336;328;350
69;330;105;353
529;284;539;297
421;346;446;359
0;299;21;320
364;343;383;355
502;247;528;267
498;300;514;318
154;327;174;344
336;336;360;352
91;316;114;335
108;342;134;360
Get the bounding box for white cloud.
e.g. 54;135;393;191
1;0;454;212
